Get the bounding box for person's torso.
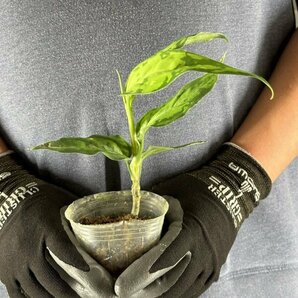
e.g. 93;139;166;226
0;1;297;297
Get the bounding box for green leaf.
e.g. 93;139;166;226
30;135;132;161
142;141;207;160
123;31;227;97
161;32;228;52
136;73;218;138
122;49;274;99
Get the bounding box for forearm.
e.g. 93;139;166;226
230;29;298;183
0;138;9;154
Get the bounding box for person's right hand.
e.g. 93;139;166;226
0;151;90;298
48;207;117;298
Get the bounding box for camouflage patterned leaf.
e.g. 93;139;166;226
30;135;131;161
122;49;274;98
142;141;206;160
136;73;218;138
161;32;228;52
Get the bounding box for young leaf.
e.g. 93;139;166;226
122;49;274;99
141;141;207;160
30;135;131;161
162;32;228;52
123;32;227;98
136;73;218;138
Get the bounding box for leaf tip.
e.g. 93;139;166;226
269;88;274;100
222;35;229;43
220;51;228;63
214;32;229;43
265;83;274;100
30;146;40;151
30;144;48;151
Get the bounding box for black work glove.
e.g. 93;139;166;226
0;151;89;298
147;142;272;298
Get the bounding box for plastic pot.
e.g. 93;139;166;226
64;190;169;275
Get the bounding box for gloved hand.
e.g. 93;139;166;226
48;206;118;298
121;142;272;298
114;196;190;298
50;196;190;298
0;151;90;298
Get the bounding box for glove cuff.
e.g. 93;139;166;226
187;142;272;230
0;153;44;231
0;153;32;191
221;142;272;197
0;150;15;159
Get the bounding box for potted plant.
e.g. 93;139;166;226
30;32;273;276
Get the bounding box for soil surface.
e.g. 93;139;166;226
79;214;153;225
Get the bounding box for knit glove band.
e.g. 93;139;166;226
0;152;46;230
0;150;14;158
187;142;272;230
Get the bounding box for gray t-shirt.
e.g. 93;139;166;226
0;1;297;297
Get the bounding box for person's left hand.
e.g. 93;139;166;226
47;207;117;298
114;195;190;298
117;142;272;298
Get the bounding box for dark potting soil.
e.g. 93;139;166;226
79;214;153;225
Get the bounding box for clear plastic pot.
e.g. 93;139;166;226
64;190;169;275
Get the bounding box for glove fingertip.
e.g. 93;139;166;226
62;245;90;272
67;253;90;272
149;250;192;275
6;284;24;298
149;259;169;274
47;235;90;272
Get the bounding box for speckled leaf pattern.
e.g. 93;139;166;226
161;32;228;52
124;31;226;96
124;47;273;98
142;141;207;160
31;135;132;161
136;73;218;138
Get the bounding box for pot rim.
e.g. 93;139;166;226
65;190;169;227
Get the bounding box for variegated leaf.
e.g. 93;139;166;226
30;135;131;161
123;49;273;98
142;141;207;160
136;73;218;138
161;32;228;52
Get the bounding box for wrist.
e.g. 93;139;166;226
223;141;273;190
0;138;9;154
230;135;295;182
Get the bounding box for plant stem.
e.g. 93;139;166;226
124;99;140;156
131;177;141;216
116;69;143;216
130;157;143;216
123;96;143;216
116;69;140;156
